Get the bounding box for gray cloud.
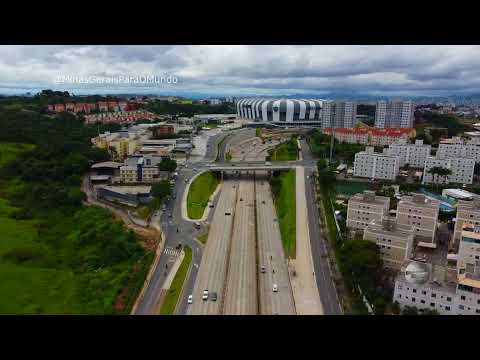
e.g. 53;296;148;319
0;45;479;96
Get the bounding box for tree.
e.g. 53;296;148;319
391;301;401;315
151;181;171;200
158;158;177;172
428;166;452;184
402;306;419;315
420;308;440;315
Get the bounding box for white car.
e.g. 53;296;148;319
273;284;278;292
187;294;193;304
202;290;209;301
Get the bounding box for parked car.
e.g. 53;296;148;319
273;284;278;292
187;294;193;304
211;292;217;302
202;290;209;301
260;265;266;273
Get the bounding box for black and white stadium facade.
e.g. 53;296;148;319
236;98;324;126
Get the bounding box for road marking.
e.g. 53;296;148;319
163;247;182;257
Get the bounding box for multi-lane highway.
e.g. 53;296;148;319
256;173;296;314
134;128;341;315
189;178;238;314
223;177;257;315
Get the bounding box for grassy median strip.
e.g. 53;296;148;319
187;171;219;219
267;138;298;161
270;170;296;258
159;246;192;315
197;227;209;244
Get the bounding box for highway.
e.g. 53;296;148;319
256;173;296;314
223;177;257;315
190;178;238;314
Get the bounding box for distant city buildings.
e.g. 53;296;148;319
84;110;159;125
47;100;139;115
375;100;414;128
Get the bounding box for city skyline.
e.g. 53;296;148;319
2;45;480;97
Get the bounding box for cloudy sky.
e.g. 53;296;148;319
1;45;479;97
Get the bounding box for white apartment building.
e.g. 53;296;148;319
321;101;357;128
437;142;480;163
363;217;414;270
422;155;475;185
387;140;431;168
453;198;480;245
375;100;414;128
353;147;400;180
396;194;440;245
119;155;167;184
346;191;390;232
393;224;480;315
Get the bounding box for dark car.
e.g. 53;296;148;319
211;292;218;302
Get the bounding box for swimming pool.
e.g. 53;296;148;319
419;188;456;212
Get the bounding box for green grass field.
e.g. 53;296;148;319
271;170;296;258
159;246;192;315
267;140;298;161
187;171;219;219
0;143;35;167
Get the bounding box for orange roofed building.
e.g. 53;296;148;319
323;127;416;146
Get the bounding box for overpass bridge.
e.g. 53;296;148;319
209;161;297;172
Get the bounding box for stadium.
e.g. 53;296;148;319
236;98;324;126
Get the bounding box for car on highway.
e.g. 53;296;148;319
211;292;217;302
185;178;189;183
273;284;278;292
260;265;266;273
188;294;193;304
194;222;201;229
202;290;209;300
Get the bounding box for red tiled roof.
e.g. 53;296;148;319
324;128;414;137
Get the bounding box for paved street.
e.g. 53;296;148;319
300;139;343;315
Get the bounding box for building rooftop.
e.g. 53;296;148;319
91;161;123;169
350;191;390;206
398;193;440;210
99;185;151;195
366;217;414;237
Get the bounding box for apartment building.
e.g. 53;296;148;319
437;142;480;163
321;101;357;128
375;100;415;128
353;147;400;180
346;190;390;232
453;198;480;245
387;140;431;168
363;217;414;270
393;224;480;315
119;155;166;184
422;155;475;185
322;127;415;146
396;194;440;245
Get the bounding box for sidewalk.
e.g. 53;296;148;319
289;166;324;315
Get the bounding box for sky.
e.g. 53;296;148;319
1;45;480;98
